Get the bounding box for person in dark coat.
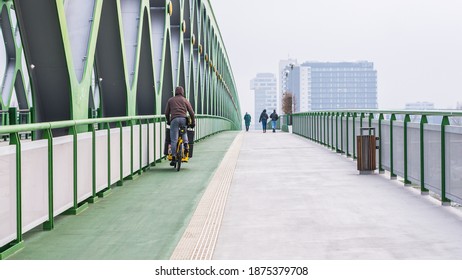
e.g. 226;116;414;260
165;86;195;165
244;112;251;132
270;109;279;133
258;109;269;133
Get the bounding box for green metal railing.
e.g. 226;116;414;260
292;109;462;207
0;114;234;259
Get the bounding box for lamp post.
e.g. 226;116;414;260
288;63;296;114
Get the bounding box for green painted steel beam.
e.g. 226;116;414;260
5;0;240;131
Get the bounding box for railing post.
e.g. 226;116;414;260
300;113;307;137
320;112;323;143
311;113;314;140
117;121;124;184
335;112;339;152
88;121;98;203
319;113;322;144
420;115;429;195
103;122;112;196
331;112;335;151
368;112;375;161
352;112;357;159
326;113;331;148
147;118;152;167
129;120;134;179
340;112;345;153
314;113;317;141
158;117;164;163
151;118;158;166
389;113;397;179
360;112;365;129
441;116;450;205
346;112;350;156
11;132;22;241
317;113;320;143
302;113;305;137
43;128;54;230
65;126;89;215
71;125;78;211
138;119;143;175
0;132;25;259
306;113;314;140
324;112;328;146
378;113;384;173
304;113;308;137
403;114;411;185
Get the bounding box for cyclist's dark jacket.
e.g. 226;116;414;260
165;91;195;123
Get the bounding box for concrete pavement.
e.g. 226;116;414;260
212;130;462;259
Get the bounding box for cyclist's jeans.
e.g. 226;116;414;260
170;117;188;157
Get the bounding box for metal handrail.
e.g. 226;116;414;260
0;114;233;134
292;109;462;117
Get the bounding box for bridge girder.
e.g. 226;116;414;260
1;0;241;129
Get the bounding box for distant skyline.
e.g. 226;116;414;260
211;0;462;117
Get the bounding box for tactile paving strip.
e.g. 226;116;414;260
170;132;243;260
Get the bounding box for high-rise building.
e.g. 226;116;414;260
250;73;277;124
279;59;297;112
306;61;377;110
281;63;311;112
281;61;378;111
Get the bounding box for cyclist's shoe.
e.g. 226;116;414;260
170;156;176;166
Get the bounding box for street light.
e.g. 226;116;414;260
288;63;295;113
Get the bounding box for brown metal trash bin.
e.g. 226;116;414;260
357;127;378;174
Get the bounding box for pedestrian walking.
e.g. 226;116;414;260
244;112;251;132
259;109;269;133
270;109;279;133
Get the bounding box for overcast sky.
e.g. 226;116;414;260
210;0;462;117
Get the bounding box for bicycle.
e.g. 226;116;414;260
167;124;193;171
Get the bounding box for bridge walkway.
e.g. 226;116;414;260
8;130;462;259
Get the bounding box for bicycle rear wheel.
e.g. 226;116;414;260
176;145;183;171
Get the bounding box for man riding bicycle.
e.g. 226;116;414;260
165;86;195;166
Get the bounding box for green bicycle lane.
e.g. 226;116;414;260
9;131;240;260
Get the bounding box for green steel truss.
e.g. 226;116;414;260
0;0;241;129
